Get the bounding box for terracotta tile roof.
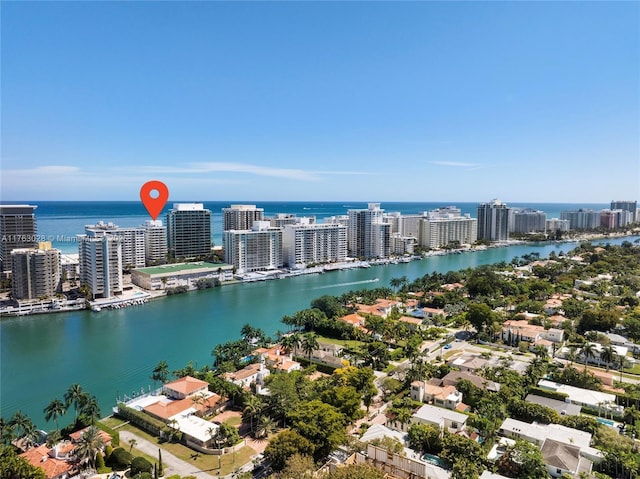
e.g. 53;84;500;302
164;376;209;396
144;398;194;420
225;363;262;381
69;427;112;444
399;316;422;325
339;313;365;326
20;445;73;479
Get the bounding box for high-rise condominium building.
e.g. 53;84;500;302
223;221;283;274
84;221;145;270
11;242;61;300
560;209;601;230
223;204;264;231
510;208;547;234
477;199;510;242
0;204;37;273
420;213;477;249
167;203;212;259
611;200;637;221
270;213;316;228
348;203;390;259
78;228;123;299
282;221;347;268
143;220;168;265
546;218;570;233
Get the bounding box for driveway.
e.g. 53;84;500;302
119;430;213;478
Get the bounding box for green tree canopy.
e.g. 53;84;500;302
0;445;46;479
264;430;314;471
288;400;347;460
496;439;550;479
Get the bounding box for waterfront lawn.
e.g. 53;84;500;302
106;421;256;476
316;334;366;348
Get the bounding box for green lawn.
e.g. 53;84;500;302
316;335;366;348
99;419;256;476
224;416;242;427
623;363;640;375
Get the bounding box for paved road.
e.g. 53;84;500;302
119;430;215;479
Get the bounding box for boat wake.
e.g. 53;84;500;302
311;278;379;290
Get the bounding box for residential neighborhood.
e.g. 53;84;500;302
3;241;640;479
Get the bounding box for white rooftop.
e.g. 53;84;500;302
360;424;407;445
171;410;218;443
500;418;592;448
173;203;204;211
413;404;467;425
538;379;616;408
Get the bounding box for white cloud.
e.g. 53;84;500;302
4;165;83;175
130;162;379;180
429;161;481;168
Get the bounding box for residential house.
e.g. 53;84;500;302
498;418;602;478
524;394;581;416
578;342;629;368
337;313;368;332
399;315;425;331
223;362;270;389
355;443;451;479
355;298;401;318
501;320;564;353
20;444;76;479
450;355;488;374
410;380;466;411
537;380;622;414
254;345;301;372
164;376;209;400
441;370;501;393
408;404;467;433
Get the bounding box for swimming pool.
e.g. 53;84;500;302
422;453;448;468
597;417;615;427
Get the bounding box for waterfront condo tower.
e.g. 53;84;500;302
347;203;390;259
0;204;37;273
282;220;347;268
77;228;123;299
223;221;283;274
477;199;510;242
222;204;264;231
167;203;212;259
11;242;61;300
143;220;168;266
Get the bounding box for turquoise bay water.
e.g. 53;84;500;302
2;236;635;429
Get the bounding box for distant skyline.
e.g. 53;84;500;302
1;2;638;202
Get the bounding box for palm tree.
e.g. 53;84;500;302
599;346;617;371
581;342;597;373
243;394;263;432
532;345;549;361
280;333;301;355
151;360;170;386
128;438;138;453
46;430;62;448
74;426;106;470
254;415;275;439
567;346;578;366
301;332;319;361
0;418;15;446
64;384;86;423
9;411;35;445
44;399;67;431
80;395;101;425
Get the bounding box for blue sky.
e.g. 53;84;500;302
1;1;638;202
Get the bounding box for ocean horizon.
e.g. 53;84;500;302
3;200;611;253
